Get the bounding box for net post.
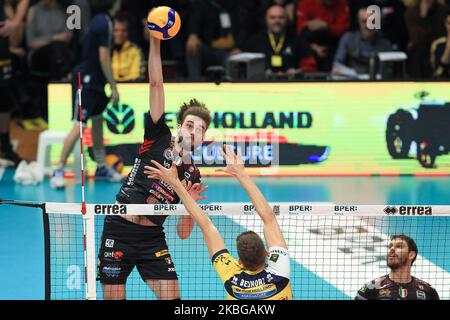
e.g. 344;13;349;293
42;205;51;300
83;210;97;300
77;72;97;300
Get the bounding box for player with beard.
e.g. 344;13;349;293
355;235;439;300
97;31;211;300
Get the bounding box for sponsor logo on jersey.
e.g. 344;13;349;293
155;249;169;257
165;257;173;265
269;254;279;263
378;289;391;298
105;239;114;248
104;251;124;261
163;148;174;160
102;266;120;277
149;189;170;203
399;288;408;298
214;254;232;266
270;249;287;256
239;277;267;288
126;158;141;186
417;290;426;300
151;182;175;202
159;179;175;195
232;284;277;299
163;160;171;169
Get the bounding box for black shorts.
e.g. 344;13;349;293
97;216;178;285
71;77;109;125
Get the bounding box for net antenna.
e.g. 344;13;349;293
77;72;97;300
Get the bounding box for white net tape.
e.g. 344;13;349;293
44;202;450;216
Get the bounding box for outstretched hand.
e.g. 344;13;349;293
215;145;245;177
144;160;179;186
183;180;208;202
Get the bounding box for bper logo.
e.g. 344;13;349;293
94;204;127;215
384;206;398;215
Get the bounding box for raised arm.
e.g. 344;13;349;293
148;35;165;123
216;146;287;249
144;161;226;257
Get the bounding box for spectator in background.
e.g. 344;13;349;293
296;0;350;71
112;14;145;81
244;5;317;75
186;0;249;80
4;0;33;122
247;0;297;37
350;0;408;51
26;0;72;79
437;0;450;8
431;10;450;78
405;0;447;78
25;0;72;121
4;0;26;57
0;0;28;167
266;0;297;29
332;7;392;78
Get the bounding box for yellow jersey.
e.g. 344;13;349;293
212;246;292;300
112;40;145;82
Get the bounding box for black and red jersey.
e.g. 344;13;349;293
355;274;439;300
116;114;201;225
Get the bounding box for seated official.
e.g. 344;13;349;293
244;5;317;76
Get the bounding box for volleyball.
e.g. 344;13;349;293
147;6;181;40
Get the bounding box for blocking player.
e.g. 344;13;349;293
144;145;293;300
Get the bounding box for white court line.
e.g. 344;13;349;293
231;215;450;300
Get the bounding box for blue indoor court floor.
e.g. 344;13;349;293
1;167;449;300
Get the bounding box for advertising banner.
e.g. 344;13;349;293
48;82;450;176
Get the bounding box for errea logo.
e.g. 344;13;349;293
384;206;432;216
384;206;398;215
94;204;127;215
